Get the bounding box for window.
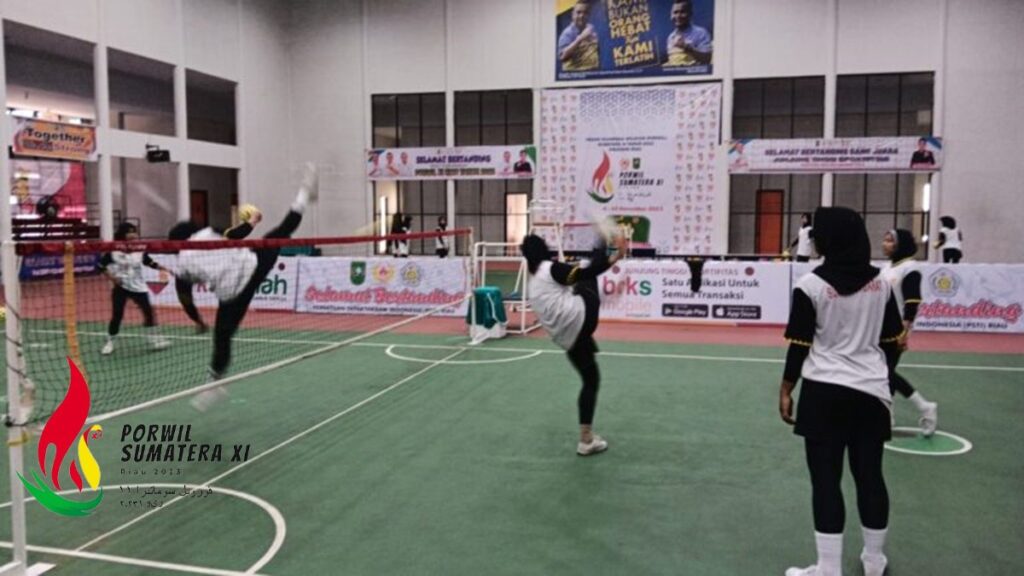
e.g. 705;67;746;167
836;73;933;137
730;78;825;254
733;77;824;139
371;93;446;255
108;49;175;136
834;73;934;258
455;90;533;245
186;70;236;145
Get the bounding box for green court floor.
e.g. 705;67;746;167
0;331;1021;575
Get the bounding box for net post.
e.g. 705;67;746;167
62;242;85;378
2;241;28;576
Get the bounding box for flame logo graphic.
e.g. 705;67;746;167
18;358;103;516
588;152;614;204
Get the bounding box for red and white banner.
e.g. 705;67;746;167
296;257;468;316
600;260;791;324
11;118;97;161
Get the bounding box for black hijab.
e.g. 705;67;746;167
521;234;552;274
939;215;957;229
812;207;878;295
888;228;918;263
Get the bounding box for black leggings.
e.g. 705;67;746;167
109;286;155;336
942;248;962;263
567;276;601;426
805;437;889;533
211;211;302;376
890;349;915;398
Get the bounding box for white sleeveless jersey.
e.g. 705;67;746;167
795;273;894;406
527;261;586;350
940;226;962;250
796;226;813;257
881;259;916;318
175;228;257;303
104;252;148;293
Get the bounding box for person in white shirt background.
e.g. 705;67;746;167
780;207;905;576
935;215;963;263
435;216;449;258
789;212;814;262
521;228;627;456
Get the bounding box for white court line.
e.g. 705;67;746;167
0;484;283;575
385;345;542;365
44;329;1024;372
70;347;466;571
352;342;1024;373
0;542;269;576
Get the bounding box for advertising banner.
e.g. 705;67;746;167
12;118;98;162
555;0;715;81
914;265;1024;333
728;137;943;173
296;257;468;316
540;83;721;255
367;146;537;180
600;260;791;323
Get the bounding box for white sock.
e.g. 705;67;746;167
291;188;309;214
815;531;843;576
861;526;887;557
908;391;930;410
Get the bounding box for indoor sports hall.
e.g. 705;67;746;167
0;1;1021;575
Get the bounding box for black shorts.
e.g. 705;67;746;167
794;379;891;442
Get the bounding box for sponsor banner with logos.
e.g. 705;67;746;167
599;260;790;324
20;253;100;280
143;255;299;311
11;118;98;161
539;84;721;255
296;257;468;316
366;146;537;181
728;137;943;174
914;265;1024;333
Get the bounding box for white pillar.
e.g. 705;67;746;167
174;64;189;220
443;0;456;241
821;0;839;207
95;40;114;239
716;0;736;255
0;23;31;576
929;0;949;260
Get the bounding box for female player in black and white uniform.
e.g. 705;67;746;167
435;216;449;258
935;215;963;263
520;229;627;456
789;212;814;262
881;229;938;435
99;222;172;355
780;207;905;576
169;163;318;410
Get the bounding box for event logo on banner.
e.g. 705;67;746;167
555;0;714;81
297;257;467;316
728;137;943;173
367;146;536;180
539;84;721;255
599;260;790;324
12;118;97;162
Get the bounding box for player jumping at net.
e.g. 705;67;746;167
881;228;938;435
780;207;905;576
169;162;319;411
520;227;627;456
99;222;173;355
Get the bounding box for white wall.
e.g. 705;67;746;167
365;0;446;94
939;0;1024;263
837;0;940;74
449;0;535;90
733;0;827;78
112;157;178;238
184;0;240;81
101;0;181;64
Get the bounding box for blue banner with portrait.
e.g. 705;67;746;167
555;0;714;81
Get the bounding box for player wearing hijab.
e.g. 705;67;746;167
99;222;172;355
780;207;905;576
881;229;938;435
789;212;814;262
169;163;318;410
521;230;627;456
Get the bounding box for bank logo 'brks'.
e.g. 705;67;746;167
588;152;614;204
19;358;103;517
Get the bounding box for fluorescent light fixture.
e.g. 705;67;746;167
921;234;929;243
378;196;387;253
10;109;36;119
922;183;931;213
